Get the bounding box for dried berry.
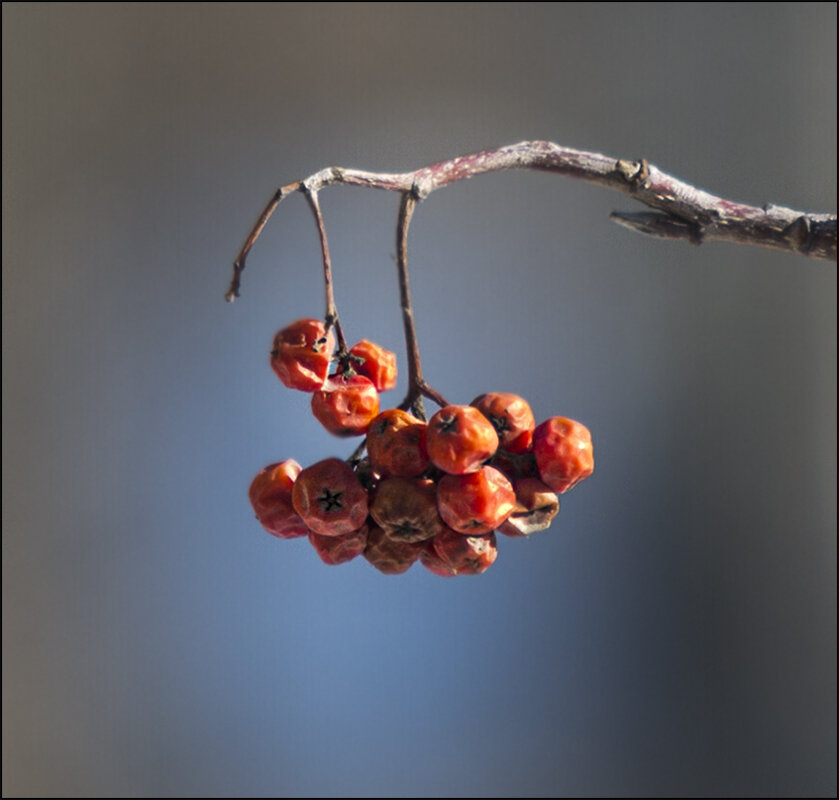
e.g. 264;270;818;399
532;417;594;493
347;340;397;391
426;404;499;475
432;528;498;575
471;392;535;454
291;458;369;536
498;478;559;537
248;460;310;539
366;408;429;478
436;465;516;534
419;541;459;577
370;477;445;543
311;373;380;437
270;319;334;392
309;524;369;565
363;524;423;574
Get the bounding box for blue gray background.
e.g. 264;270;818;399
3;3;836;797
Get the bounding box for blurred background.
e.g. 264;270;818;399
3;3;836;797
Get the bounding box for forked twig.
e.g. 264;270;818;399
228;139;836;425
227;140;836;304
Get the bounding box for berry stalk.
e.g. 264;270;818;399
395;192;448;419
301;186;348;354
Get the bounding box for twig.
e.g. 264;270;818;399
226;142;836;306
300;184;347;353
394;193;449;419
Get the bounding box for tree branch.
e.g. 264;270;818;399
226;140;836;302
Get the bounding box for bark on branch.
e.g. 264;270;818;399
227;140;836;301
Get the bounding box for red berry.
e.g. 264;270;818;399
363;524;423;574
309;524;369;565
470;392;535;454
532;417;594;493
370;477;445;543
498;478;559;537
426;405;499;475
248;460;310;539
436;465;516;534
419;541;459;577
270;319;334;392
432;528;498;575
291;458;369;536
311;373;380;437
347;340;397;391
366;409;429;478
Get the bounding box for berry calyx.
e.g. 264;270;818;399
270;318;334;392
426;405;499;475
532;417;594;493
436;465;516;534
311;373;380;437
248;460;310;539
291;458;369;536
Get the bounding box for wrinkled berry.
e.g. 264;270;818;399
366;409;429;478
248;460;310;539
532;417;594;493
426;404;499;475
270;319;334;392
291;458;369;536
371;477;445;543
437;465;515;534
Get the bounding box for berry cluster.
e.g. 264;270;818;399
249;318;594;576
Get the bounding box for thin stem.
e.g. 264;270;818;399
347;437;367;465
301;186;347;353
396;192;448;419
226;182;301;302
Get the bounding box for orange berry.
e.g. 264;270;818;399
532;417;594;493
432;528;498;575
270;319;334;392
426;405;498;475
311;373;380;437
470;392;535;454
291;458;369;536
347;340;397;391
366;409;429;478
248;460;309;539
363;524;423;574
370;477;445;543
436;465;515;534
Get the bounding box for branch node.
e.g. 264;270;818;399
615;158;650;191
412;175;433;200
